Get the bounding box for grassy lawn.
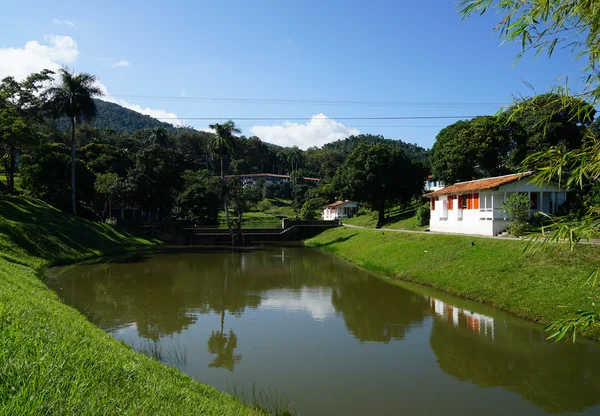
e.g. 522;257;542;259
0;196;262;415
265;198;296;219
218;198;296;224
306;227;600;339
343;208;427;230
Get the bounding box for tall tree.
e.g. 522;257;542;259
430;116;514;184
503;93;595;169
45;68;103;215
334;143;424;225
208;120;240;243
176;170;220;224
149;127;171;147
94;172;121;221
0;70;53;194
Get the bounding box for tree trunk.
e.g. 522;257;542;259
70;117;77;216
377;200;385;228
221;157;234;245
3;153;14;195
8;153;14;194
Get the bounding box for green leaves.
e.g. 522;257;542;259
545;311;598;343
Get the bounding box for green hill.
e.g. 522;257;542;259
56;99;178;134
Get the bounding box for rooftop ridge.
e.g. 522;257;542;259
453;171;534;185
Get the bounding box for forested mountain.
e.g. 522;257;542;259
323;134;430;165
56;99;177;134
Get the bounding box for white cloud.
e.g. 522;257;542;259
251;114;359;149
0;35;78;81
0;35;182;127
112;60;131;68
180;90;187;97
261;287;336;321
52;18;75;27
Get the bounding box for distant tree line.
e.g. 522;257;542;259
0;68;429;232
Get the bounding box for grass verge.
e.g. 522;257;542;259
306;227;600;339
343;208;426;230
0;196;262;415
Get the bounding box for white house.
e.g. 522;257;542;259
322;200;359;221
424;172;567;236
424;175;446;192
224;173;321;187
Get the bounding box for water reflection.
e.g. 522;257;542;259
47;247;600;415
208;329;241;372
428;297;600;414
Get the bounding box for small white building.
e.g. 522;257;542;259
224;173;321;187
424;172;567;236
322;200;359;221
425;175;446;192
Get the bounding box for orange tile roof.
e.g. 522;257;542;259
423;172;534;197
324;200;355;208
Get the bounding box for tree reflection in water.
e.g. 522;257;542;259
47;248;600;414
207;329;241;372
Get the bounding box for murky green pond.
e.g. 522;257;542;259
46;246;600;415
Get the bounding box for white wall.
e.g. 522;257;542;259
430;196;496;236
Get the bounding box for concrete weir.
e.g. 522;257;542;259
138;219;341;245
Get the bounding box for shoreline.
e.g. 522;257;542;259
305;226;600;340
0;196;262;415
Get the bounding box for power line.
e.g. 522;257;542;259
192;124;448;128
108;94;507;108
155;115;478;120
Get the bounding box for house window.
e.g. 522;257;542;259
531;192;539;210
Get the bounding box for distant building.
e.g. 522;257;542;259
424;175;445;192
224;173;320;186
322;200;359;221
424;172;568;236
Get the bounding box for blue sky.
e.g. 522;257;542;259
0;0;586;149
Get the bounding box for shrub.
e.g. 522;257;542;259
502;193;531;237
415;204;430;226
262;183;278;199
257;200;273;213
300;198;326;220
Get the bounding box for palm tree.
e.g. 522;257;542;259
209;121;240;243
45;68;102;215
149;127;170;147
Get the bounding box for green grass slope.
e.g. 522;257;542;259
0;197;260;415
343;209;426;230
307;227;600;338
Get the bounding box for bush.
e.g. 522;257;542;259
415;204;430;226
502;193;531;237
300;198;326;220
262;183;278;199
257;200;273;213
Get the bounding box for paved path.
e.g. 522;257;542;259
341;223;600;245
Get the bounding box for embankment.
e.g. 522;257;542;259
306;227;600;338
0;197;260;415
